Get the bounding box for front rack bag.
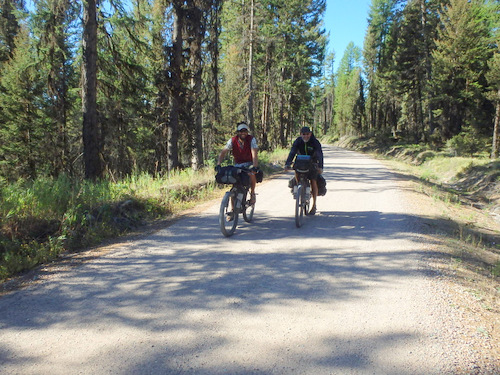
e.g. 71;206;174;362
293;154;312;173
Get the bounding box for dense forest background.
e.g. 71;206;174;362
0;0;499;184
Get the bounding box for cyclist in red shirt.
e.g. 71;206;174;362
217;122;259;204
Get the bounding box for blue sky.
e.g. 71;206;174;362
324;0;372;71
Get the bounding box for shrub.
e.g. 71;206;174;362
446;128;485;156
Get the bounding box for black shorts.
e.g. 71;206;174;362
307;164;319;181
296;164;319;181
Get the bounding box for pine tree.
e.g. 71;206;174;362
431;0;492;141
334;42;364;136
97;0;156;177
363;0;399;134
0;0;24;63
0;25;45;180
31;0;79;176
486;1;500;159
392;0;440;142
202;0;223;157
487;52;500;158
151;0;169;175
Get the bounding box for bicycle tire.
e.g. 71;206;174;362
243;193;255;223
304;181;310;216
295;185;304;228
219;191;238;237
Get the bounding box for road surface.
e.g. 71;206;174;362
0;146;476;374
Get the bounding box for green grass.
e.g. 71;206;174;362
419;156;491;184
0;149;288;280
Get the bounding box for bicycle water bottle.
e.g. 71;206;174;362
305;186;311;200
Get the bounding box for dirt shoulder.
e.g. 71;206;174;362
385;159;500;372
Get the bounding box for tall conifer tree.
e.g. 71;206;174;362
432;0;492;140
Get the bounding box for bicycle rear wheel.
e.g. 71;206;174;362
219;191;238;237
295;185;304;228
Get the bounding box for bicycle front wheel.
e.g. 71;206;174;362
295;185;304;228
243;194;255;223
219;191;238;237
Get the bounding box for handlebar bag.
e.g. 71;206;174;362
215;166;241;184
293;154;312;173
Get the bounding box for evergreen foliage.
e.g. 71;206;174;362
0;0;499;184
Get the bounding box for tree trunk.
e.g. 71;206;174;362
246;0;255;131
492;88;500;159
82;0;103;180
420;0;434;136
260;87;270;150
207;0;222;155
260;45;272;149
152;0;168;175
167;1;182;171
188;3;204;169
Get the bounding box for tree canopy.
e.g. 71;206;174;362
0;0;499;183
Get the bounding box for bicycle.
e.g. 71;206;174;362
290;155;312;228
216;166;256;237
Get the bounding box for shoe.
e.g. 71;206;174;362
249;193;256;205
226;212;234;221
309;206;316;215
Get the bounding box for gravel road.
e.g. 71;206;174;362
0;146;495;374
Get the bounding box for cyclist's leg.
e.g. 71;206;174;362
308;167;319;214
310;179;318;208
249;173;257;204
235;162;256;204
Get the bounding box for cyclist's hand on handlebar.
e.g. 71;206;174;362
285;164;292;171
317;168;323;174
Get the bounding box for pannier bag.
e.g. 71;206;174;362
293;154;312;173
289;174;326;196
317;174;327;196
215;166;241;184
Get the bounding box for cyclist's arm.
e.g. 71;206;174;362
285;139;300;167
217;148;230;165
251;147;259;168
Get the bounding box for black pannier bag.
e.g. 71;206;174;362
317;174;327;196
215;166;241;184
293;154;312;173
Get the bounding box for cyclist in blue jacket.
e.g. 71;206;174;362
285;127;323;215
